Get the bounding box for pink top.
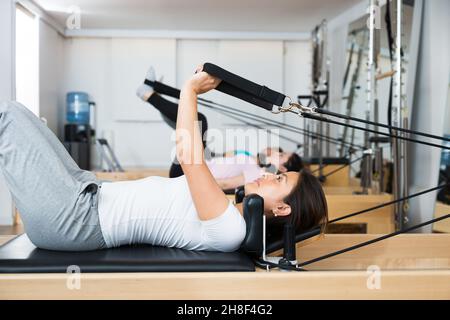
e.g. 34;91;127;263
206;154;264;183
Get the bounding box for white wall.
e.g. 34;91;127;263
177;39;286;154
62;37;177;168
15;6;39;116
39;19;65;135
283;41;312;151
0;0;15;225
63;37;311;168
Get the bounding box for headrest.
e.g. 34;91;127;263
223;188;236;195
239;194;264;257
235;185;245;204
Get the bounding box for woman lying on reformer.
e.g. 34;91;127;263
136;67;304;190
0;65;328;253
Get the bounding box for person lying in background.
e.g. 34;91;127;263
136;67;303;190
206;147;303;190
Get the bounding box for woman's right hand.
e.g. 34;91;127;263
183;65;221;95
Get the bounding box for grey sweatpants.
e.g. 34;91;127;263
0;101;106;251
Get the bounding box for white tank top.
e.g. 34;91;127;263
97;175;246;252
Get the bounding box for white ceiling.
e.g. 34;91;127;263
34;0;362;32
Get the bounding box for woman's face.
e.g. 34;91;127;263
244;172;299;216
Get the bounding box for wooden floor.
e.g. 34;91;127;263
434;202;450;233
2;270;449;300
0;225;23;236
0;235;14;246
310;164;350;187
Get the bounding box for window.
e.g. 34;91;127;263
15;4;39;116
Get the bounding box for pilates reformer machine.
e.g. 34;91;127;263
1;61;449;300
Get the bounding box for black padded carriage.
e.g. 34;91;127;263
0;234;255;273
0;194;265;273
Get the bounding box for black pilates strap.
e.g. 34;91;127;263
202;63;286;111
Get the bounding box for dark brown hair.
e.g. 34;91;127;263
267;169;328;241
281;153;304;172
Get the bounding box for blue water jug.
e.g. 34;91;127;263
66;92;90;124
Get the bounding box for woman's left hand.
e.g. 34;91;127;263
184;64;221;95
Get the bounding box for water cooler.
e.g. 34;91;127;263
64;92;95;170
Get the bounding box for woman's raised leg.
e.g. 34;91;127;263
15;101;96;184
0;101;105;251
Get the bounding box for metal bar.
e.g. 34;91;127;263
394;0;404;229
340;33;365;157
361;0;377;193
